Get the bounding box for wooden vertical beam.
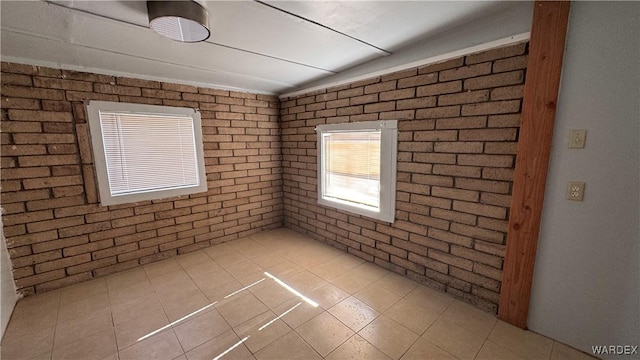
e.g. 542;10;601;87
499;1;571;328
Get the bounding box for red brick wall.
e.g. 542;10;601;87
280;42;528;313
0;62;283;295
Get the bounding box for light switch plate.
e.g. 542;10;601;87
569;129;586;148
567;181;585;201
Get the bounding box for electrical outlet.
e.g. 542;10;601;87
566;181;585;201
569;129;586;148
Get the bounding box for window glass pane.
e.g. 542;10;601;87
322;130;381;209
99;111;200;196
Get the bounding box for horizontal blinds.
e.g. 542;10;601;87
99;111;200;196
322;130;381;208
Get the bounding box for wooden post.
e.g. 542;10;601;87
498;1;571;328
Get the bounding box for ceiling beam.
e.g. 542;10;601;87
498;1;571;328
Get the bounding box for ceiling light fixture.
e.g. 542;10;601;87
147;1;210;43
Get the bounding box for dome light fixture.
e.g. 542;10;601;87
147;1;210;43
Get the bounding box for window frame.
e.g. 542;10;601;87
86;100;207;206
316;120;397;223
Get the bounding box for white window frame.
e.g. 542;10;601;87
316;120;397;223
86;101;207;206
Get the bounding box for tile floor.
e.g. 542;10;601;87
1;228;596;360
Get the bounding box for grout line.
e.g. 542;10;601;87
258;302;302;331
47;290;62;360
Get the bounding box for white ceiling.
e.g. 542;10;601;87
0;1;532;95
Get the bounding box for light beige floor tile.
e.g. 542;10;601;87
422;318;486;360
384;298;439;336
400;337;458;360
10;288;60;317
296;312;354;357
328;296;379;332
1;325;55;360
263;259;304;279
159;288;213;322
331;253;365;270
206;248;251;267
183;259;222;278
326;334;391;360
404;285;454;314
144;258;183;279
191;268;236;290
114;307;170;350
282;270;325;293
359;315;419;360
200;278;245;303
57;291;111;323
185;330;254;360
106;267;149;291
0;229;579;360
59;278;108;303
274;298;324;329
3;291;59;337
237;238;272;259
175;250;215;269
52;327;117;360
350;262;389;282
307;282;350;310
310;253;364;281
251;253;287;268
489;320;554;360
174;309;231;351
108;278;155;306
111;292;164;325
374;272;418;297
309;259;349;280
100;352;119;360
354;283;402;312
216;292;269;327
151;271;200;300
279;248;307;262
255;331;322;360
289;250;332;269
24;351;55;360
476;340;527;360
329;272;372;294
250;280;297;309
439;300;497;338
551;341;598;360
54;308;113;347
224;260;267;285
233;310;292;353
118;329;183;360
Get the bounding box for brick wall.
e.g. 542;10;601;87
0;62;283;295
280;42;527;313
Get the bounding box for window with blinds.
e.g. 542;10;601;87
86;101;207;206
322;131;381;208
317;120;397;223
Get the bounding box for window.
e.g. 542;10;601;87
316;120;397;222
86;101;207;206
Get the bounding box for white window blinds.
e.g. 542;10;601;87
86;101;207;206
322;130;381;209
316;120;397;223
99;111;200;196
